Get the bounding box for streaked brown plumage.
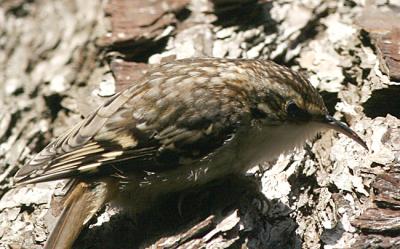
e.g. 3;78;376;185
14;58;367;249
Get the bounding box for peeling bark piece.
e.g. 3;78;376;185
110;60;149;92
356;6;400;81
376;29;400;81
352;234;400;249
100;0;189;50
373;173;400;209
352;208;400;233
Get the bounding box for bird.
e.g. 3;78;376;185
13;57;367;249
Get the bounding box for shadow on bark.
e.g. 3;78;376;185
75;176;301;249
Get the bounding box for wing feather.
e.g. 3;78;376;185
15;59;253;185
14;92;133;184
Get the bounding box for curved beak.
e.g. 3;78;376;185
322;115;368;150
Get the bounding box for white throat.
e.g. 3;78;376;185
236;122;325;167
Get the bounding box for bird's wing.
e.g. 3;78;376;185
15;62;252;185
14;91;136;184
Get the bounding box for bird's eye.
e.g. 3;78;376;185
286;101;310;120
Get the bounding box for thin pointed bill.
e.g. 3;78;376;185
323;115;368;150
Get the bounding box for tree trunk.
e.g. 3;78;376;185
1;0;399;248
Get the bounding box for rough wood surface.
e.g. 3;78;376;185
1;0;400;248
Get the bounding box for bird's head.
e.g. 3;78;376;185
250;60;367;150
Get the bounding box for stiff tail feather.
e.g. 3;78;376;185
44;179;114;249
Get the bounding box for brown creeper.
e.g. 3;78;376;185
14;58;367;249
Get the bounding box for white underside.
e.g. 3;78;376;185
114;121;326;213
237;122;326;167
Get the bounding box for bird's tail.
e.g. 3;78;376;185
44;179;115;249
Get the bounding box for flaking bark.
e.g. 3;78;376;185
1;0;399;248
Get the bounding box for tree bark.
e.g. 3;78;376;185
0;0;399;248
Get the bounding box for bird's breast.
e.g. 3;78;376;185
232;121;324;168
112;122;323;212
